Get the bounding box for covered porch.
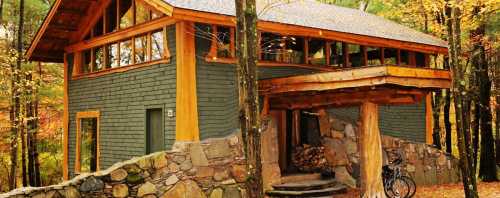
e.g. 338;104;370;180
259;65;451;196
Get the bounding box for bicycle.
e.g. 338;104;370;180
382;153;417;198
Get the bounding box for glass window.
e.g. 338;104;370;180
384;48;397;65
120;39;133;66
283;36;304;64
94;47;104;71
136;1;150;25
329;41;344;67
107;43;119;68
135;35;148;63
79;118;98;173
82;49;91;74
105;0;118;33
119;0;134;29
261;32;282;62
308;39;326;65
366;47;381;66
348;44;362;67
215;26;232;58
415;52;426;67
400;50;409;65
151;30;164;61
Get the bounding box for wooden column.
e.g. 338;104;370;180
425;93;433;144
62;54;69;180
175;21;200;141
359;102;384;198
292;109;301;146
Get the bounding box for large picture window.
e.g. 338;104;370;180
75;111;100;173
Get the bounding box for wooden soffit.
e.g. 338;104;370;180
259;66;452;96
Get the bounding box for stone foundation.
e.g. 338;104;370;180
318;109;461;187
0;133;248;198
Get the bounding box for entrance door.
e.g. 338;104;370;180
146;108;164;154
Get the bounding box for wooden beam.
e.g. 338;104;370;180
292;109;301;146
361;46;368;66
70;0;112;43
380;47;385;65
65;17;177;52
343;42;349;67
425;93;433;144
359;102;385;198
261;95;270;118
63;54;69;180
175;21;199;141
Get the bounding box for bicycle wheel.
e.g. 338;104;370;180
401;176;416;198
385;177;411;198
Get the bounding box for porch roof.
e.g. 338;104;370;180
259;66;451;109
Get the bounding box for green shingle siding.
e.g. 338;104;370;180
326;101;427;143
67;25;176;177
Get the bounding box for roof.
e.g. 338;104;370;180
164;0;447;48
28;0;448;63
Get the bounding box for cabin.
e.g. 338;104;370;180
27;0;454;195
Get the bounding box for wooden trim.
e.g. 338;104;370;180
66;17;177;53
409;51;416;66
325;41;331;65
396;49;401;65
203;57;336;71
175;21;200;141
26;0;63;59
208;25;218;57
162;27;170;59
343;42;349;67
63;54;69;180
72;0;113;43
72;59;169;80
261;95;270;118
230;28;236;57
292;110;301;146
361;46;368;66
425;93;433;144
74;111;100;174
304;38;309;64
380;47;385;65
171;8;448;54
145;0;174;16
131;37;136;65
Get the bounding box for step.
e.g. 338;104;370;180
272;179;338;191
266;184;348;198
280;173;321;183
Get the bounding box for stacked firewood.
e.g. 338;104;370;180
292;144;329;172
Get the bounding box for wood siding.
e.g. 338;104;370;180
67;25;176;177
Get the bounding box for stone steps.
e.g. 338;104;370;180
266;179;347;198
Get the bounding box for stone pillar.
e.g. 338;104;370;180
359;102;385;198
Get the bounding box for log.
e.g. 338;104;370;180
359;102;385;198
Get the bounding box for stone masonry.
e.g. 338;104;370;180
0;133;248;198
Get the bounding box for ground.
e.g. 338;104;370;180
332;182;500;198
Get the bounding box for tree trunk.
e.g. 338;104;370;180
21;118;27;187
359;102;385;198
432;89;442;149
34;63;42;186
471;103;479;170
26;72;35;186
446;0;478;197
235;0;263;197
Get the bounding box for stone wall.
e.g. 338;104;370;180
0;133;248;198
318;109;461;187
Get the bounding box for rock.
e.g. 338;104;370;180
221;179;236;185
126;173;144;184
190;143;209;166
112;184;129;198
345;139;358;154
45;190;63;198
165;175;179;186
138;158;152;170
168;163;180;172
196;166;214;178
204;140;231;159
62;186;80;198
79;176;104;192
223;186;241;198
318;109;331;137
230;165;247;182
161;180;206;198
124;164;142;174
110;169;128;181
172;155;186;163
209;188;223;198
32;192;46;198
322;138;348;166
334;166;356;188
187;167;197;176
152;153;168;169
228;135;239;146
344;124;356;139
180;160;193;171
331;130;344;139
213;169;229;181
438;154;447;166
406;164;416;172
138;182;157;197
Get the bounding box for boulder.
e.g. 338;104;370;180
110;169;128;181
138;182;157;197
112;184;129;198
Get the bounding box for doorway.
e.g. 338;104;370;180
146;108;164;154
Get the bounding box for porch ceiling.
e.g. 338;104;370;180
259;66;451;109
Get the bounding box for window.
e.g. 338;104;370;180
107;43;119;68
135;35;148;64
120;39;133;66
136;1;150;25
348;44;363;67
329;41;344;67
75;111;100;173
151;30;165;61
400;50;409;65
208;25;235;59
146;109;164;154
308;39;326;65
119;0;134;29
260;32;305;64
415;52;426;67
94;47;104;71
366;47;382;66
384;48;398;65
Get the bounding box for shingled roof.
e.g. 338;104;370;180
164;0;447;48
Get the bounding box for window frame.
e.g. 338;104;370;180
75;111;100;174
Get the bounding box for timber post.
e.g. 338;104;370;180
359;101;385;198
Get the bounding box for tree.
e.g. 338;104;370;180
234;0;263;197
446;0;479;197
